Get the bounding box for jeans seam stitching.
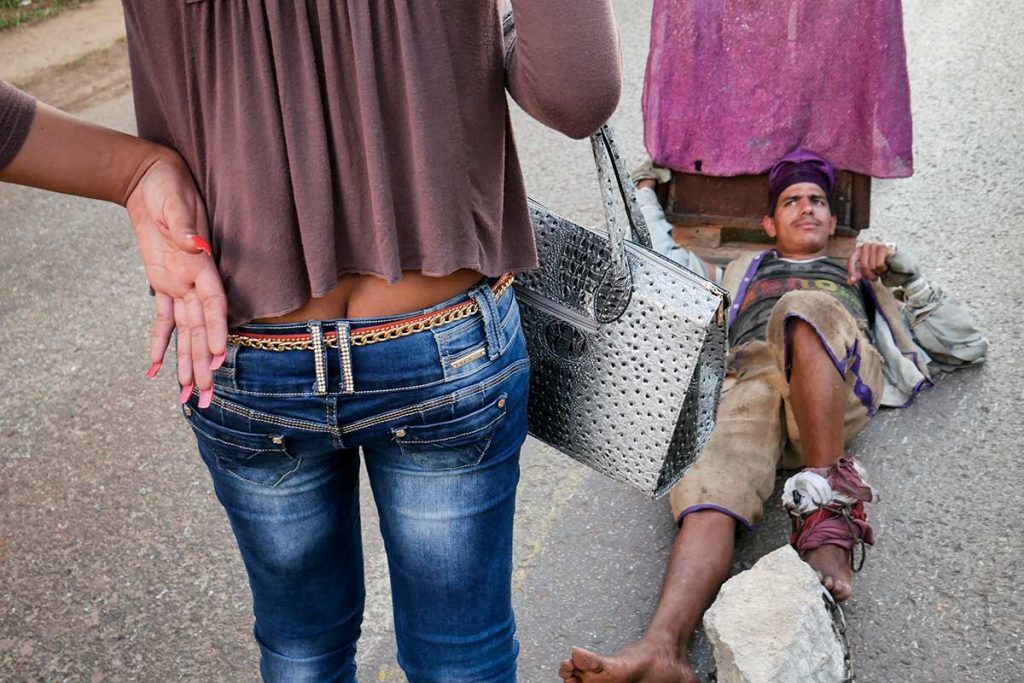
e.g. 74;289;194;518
209;395;335;434
346;377;446;396
190;422;283;455
341;358;527;434
209;388;324;398
404;431;498;472
327;396;336;439
217;457;301;488
395;405;507;444
214;378;445;398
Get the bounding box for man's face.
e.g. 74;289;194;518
762;182;837;259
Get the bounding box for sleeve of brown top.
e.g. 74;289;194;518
0;79;37;171
505;0;622;139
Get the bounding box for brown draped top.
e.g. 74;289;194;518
2;2;621;324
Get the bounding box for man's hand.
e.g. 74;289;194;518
125;154;227;408
846;242;893;284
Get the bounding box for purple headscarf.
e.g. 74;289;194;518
768;149;836;211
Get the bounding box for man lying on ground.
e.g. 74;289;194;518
559;149;987;683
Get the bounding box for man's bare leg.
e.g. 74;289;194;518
786;318;853;601
558;318;853;681
558;510;734;683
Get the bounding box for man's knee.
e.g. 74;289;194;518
767;291;861;374
786;316;824;354
768;291;851;345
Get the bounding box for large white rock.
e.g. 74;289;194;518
703;545;847;683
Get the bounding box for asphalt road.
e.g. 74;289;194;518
2;1;1022;681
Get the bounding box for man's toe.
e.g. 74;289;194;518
571;646;606;673
559;658;578;679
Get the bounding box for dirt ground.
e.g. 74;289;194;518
0;0;129;112
16;38;130;112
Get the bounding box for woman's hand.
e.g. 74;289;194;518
0;96;228;407
126;154;227;408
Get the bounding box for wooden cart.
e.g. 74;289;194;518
659;171;871;264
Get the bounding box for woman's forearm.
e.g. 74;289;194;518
1;82;227;398
0;99;177;207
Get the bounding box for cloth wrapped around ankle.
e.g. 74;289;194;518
782;457;875;553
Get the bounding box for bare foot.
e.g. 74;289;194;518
558;640;697;683
803;544;853;602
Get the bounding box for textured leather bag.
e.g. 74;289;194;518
514;126;729;498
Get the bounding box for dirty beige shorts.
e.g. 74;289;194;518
669;290;884;528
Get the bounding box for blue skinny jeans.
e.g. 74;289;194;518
182;280;529;682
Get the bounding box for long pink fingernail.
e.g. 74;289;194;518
198;387;214;409
189;235;213;256
210;352;226;371
177;383;194;405
145;361;163;379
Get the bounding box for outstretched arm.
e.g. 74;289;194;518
1;83;227;405
635;180;719;281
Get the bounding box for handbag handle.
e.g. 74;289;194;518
501;5;650;254
590;125;655;261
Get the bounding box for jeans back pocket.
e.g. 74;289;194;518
392;393;508;471
184;406;299;487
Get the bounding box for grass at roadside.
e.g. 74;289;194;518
0;0;93;31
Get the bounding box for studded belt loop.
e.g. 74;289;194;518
469;283;506;361
336;321;354;394
308;321;328;396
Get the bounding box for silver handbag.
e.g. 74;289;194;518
515;126;729;499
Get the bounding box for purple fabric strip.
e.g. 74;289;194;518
676;504;754;531
783;314;878;416
728;249;772;328
893;377;934;408
848;339;878;417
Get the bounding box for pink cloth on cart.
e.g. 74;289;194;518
643;0;913;178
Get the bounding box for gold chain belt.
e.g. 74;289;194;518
227;274;515;351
